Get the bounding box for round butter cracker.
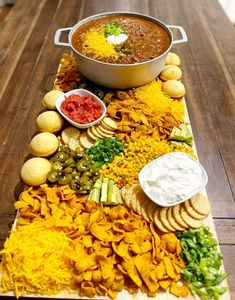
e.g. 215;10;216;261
159;207;176;232
121;188;132;208
129;184;139;212
98;124;115;135
91;126;104;139
146;201;158;222
95;126;113;138
79;133;94;149
154;208;169;233
101;117;117;130
189;193;211;215
87;127;98;141
61;127;80;144
172;205;188;229
180;206;202;228
141;198;151;223
167;207;185;231
184;200;206;220
68;136;84;151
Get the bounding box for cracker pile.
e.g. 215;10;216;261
122;185;211;233
61;117;117;150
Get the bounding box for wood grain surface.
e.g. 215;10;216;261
0;0;234;298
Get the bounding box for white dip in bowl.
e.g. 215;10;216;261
138;152;208;207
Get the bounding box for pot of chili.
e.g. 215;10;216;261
54;12;187;89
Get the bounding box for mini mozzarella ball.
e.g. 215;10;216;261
162;80;186;98
42;90;64;110
160;65;182;81
36;111;63;133
165;52;181;66
20;157;51;186
29;132;59;157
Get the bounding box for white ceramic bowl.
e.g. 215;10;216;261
138;152;208;207
55;89;106;129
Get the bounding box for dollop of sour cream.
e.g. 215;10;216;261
106;33;128;45
139;152;208;206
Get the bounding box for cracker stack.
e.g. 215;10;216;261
60;117;117;150
122;184;211;233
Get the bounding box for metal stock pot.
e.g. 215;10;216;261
54;12;187;89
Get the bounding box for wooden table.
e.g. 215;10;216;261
0;0;234;298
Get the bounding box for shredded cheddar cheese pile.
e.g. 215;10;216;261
134;80;185;121
106;80;186;142
0;222;73;298
83;31;117;58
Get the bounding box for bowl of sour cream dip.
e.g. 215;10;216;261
138;152;208;207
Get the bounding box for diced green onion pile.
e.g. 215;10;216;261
178;227;228;300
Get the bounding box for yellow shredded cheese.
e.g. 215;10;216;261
134;80;185;122
83;31;117;58
0;222;73;298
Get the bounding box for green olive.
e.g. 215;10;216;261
51;161;63;171
58;174;72;185
47;170;59;183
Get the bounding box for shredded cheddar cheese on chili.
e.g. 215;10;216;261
0;222;73;298
83;31;117;58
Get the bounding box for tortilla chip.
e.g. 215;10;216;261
90;222;113;242
155;261;166;280
163;256;177;279
81;281;96;298
170;282;190;297
159;279;172;290
161;233;178;253
130;240;152;255
122;260;142;288
112;241;130;259
75;253;96;273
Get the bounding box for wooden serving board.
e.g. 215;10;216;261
0;65;231;299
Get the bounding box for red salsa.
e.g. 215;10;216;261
61;94;103;124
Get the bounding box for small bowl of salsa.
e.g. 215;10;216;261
55;89;106;129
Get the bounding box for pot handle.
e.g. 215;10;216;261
54;27;72;47
167;25;188;45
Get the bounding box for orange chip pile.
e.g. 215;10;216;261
106;80;185;142
11;185;189;298
53;53;83;92
14;184;89;239
68;204;188;298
